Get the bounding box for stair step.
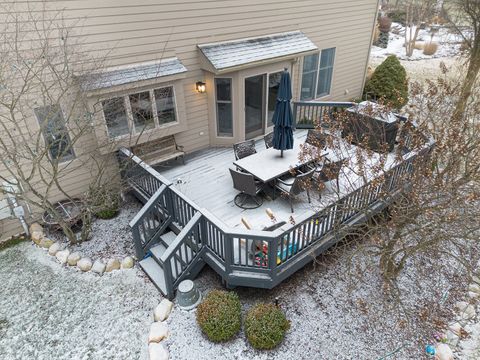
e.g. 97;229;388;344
150;243;168;261
159;231;176;247
139;257;167;296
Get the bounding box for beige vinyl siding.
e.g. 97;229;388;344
0;0;378;240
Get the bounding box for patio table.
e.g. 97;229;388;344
233;142;328;183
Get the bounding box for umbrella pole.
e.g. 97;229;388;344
280;150;283;158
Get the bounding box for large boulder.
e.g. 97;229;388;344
468;283;480;294
39;238;54;249
77;258;93;272
55;249;70;264
148;342;169;360
154;299;174;322
105;259;121;272
148;322;169;343
48;242;62;256
31;230;44;245
435;343;453;360
121;256;134;269
91;260;106;276
29;222;43;234
67;252;82;266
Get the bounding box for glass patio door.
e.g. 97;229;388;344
245;74;266;139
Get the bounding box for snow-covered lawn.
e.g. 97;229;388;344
0;242;160;360
1;208;477;359
371;22;468;61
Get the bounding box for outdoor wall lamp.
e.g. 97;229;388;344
195;81;206;93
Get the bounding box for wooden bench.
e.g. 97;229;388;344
131;135;185;166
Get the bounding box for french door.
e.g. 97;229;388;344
244;71;283;140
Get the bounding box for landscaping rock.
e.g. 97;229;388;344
55;249;70;265
468;291;479;299
445;330;459;347
48;242;62;256
31;230;44;245
77;258;93;272
448;322;463;337
105;259;121;272
455;301;476;320
67;252;81;266
29;222;43;234
468;283;480;294
148;321;169;343
148;342;169;360
121;256;134;269
91;260;106;275
154;299;174;322
39;238;54;249
435;343;453;360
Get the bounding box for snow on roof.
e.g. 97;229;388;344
198;31;317;72
78;57;187;91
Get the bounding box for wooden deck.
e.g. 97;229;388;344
155;130;399;232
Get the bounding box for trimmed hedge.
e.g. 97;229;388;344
245;303;290;350
363;55;408;109
196;290;241;342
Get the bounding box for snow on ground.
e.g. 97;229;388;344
48;194;141;261
370;22;468;61
0;242;160;360
1;203;476;359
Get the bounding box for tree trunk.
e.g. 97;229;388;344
452;50;480;122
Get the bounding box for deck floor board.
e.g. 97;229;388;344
155;130;398;231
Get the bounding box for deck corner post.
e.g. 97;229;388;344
224;234;234;276
131;224;145;260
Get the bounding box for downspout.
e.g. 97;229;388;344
3;182;30;237
360;0;382;97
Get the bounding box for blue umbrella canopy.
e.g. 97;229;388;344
272;69;294;157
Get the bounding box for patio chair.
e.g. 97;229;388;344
233;139;257;160
264;132;274;149
274;169;314;213
229;168;264;209
305;129;327;149
312;158;344;197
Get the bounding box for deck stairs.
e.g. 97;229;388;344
138;220;205;298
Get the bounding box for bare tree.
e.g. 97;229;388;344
0;5;118;243
404;0;437;57
444;0;480;121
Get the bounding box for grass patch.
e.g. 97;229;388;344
0;235;27;252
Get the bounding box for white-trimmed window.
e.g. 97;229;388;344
34;105;75;161
300;48;336;100
101;85;177;139
215;78;233;137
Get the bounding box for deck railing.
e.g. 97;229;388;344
119;119;435;298
293;101;356;129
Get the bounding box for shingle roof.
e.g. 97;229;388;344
198;31;317;72
78;57;187;91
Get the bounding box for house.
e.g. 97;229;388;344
0;0;381;241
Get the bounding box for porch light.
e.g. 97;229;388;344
195;81;206;93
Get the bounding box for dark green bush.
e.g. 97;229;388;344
245;303;290;350
88;185;120;220
363;55;408;109
95;208;119;219
196;290;241;342
388;9;406;25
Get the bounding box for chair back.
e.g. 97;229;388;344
290;169;314;195
229;168;257;196
233;139;256;160
305;129;327;149
263;132;274;149
318;159;344;181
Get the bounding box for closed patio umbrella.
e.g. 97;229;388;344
272;69;294;157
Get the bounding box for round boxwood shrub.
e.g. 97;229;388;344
363;55;408;109
245;303;290;350
196;290;241;342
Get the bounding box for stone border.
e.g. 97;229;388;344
30;222;135;275
425;275;480;360
148;299;174;360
